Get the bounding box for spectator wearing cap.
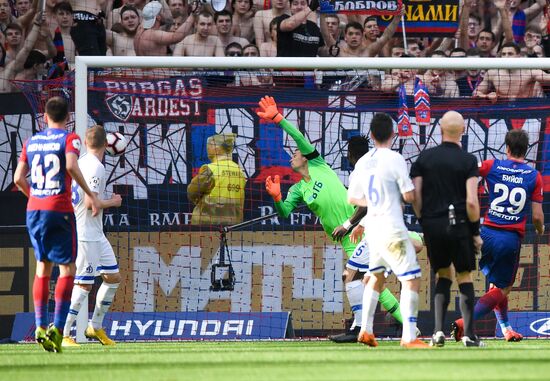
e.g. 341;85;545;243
173;11;224;56
134;0;194;56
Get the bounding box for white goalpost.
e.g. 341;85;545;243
70;56;550;343
75;56;550;140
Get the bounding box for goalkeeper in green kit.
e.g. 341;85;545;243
257;96;420;342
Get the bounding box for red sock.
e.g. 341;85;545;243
473;287;505;320
33;275;50;328
54;276;74;330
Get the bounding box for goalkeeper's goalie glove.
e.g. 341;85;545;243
265;175;282;202
257;96;283;123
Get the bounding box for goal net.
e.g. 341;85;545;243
13;57;550;340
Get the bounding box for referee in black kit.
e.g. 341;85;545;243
410;111;485;348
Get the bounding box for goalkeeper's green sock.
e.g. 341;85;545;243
378;288;403;324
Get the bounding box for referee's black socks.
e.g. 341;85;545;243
459;282;476;339
434;277;452;333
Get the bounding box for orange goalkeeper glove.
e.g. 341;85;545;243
257;96;283;123
265;175;282;202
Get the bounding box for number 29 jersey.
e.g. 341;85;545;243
19;128;81;212
479;159;543;237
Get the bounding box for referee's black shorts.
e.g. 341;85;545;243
422;217;476;273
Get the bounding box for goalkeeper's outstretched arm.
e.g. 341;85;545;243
265;175;302;218
257;96;316;157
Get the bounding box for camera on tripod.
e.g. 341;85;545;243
210;230;235;292
210;262;235;291
209;206;306;292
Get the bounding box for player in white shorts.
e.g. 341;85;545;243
348;113;428;348
347;232;424;274
62;125;123;347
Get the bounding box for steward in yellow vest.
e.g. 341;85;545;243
188;133;246;225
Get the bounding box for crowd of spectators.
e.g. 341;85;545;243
0;0;549;97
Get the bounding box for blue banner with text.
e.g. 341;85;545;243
11;311;293;342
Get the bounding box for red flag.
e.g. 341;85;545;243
414;78;430;125
397;84;412;138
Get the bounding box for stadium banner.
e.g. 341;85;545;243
319;0;402;15
495;312;550;338
378;0;460;37
11;311;293;341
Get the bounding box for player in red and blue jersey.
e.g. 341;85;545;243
14;97;100;353
452;129;544;342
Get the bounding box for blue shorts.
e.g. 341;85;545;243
479;226;521;289
26;210;77;264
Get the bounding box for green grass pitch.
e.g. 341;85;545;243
3;339;550;381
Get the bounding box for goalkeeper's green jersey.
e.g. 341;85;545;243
273;119;356;257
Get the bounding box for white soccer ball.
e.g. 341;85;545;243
106;132;128;156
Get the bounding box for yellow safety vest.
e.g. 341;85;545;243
191;159;246;225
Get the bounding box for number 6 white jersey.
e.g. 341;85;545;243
71;153;106;241
348;147;414;240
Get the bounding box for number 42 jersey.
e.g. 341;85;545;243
19;128;81;212
480;159;543;237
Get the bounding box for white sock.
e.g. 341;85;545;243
361;287;380;334
400;288;419;343
63;286;90;337
91;282;119;330
346;280;365;329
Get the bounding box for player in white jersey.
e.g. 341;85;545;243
347;113;428;348
62;125;123;347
